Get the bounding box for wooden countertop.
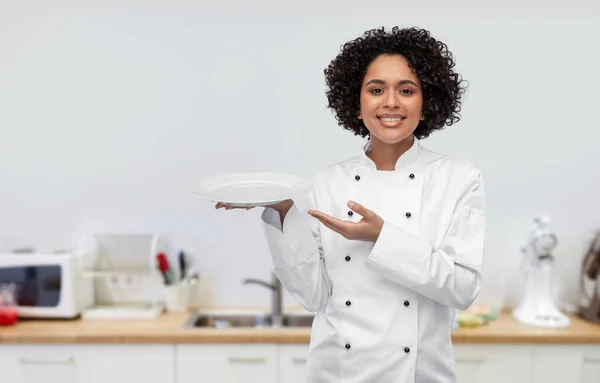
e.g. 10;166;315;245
1;310;599;345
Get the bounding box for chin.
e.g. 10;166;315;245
370;128;414;145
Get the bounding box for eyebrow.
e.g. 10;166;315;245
365;79;419;87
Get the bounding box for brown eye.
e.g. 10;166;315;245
370;88;383;94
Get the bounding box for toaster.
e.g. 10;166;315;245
0;250;93;319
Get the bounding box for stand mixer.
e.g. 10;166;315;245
512;216;571;328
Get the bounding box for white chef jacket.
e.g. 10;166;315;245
261;136;485;383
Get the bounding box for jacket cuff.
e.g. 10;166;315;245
262;203;316;269
261;207;283;231
365;220;433;286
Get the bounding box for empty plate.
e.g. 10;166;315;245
188;172;311;207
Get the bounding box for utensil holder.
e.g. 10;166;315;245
164;281;190;312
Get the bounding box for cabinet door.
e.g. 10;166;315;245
0;345;77;383
278;345;309;383
533;345;600;383
0;344;175;383
453;345;532;383
177;344;278;383
77;345;175;383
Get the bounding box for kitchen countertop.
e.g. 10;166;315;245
1;310;599;345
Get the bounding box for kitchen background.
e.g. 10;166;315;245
1;0;599;314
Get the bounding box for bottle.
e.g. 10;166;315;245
0;283;19;326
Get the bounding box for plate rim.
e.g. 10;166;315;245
187;172;311;205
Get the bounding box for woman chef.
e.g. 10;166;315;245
217;26;485;383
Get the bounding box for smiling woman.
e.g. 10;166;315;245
324;26;467;142
217;26;484;383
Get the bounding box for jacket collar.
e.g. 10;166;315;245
359;136;421;170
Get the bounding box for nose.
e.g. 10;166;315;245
383;91;400;108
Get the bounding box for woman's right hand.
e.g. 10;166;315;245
215;199;293;214
215;199;294;226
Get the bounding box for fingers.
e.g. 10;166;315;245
347;201;374;219
215;203;254;210
308;210;351;237
215;203;234;210
308;204;381;242
318;218;347;237
307;210;337;226
321;220;346;237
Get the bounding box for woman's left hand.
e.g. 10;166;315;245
308;201;383;242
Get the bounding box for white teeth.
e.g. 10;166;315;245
380;117;405;122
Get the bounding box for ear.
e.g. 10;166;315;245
358;112;362;119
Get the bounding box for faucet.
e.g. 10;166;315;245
243;272;283;327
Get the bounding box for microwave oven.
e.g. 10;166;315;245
0;251;93;319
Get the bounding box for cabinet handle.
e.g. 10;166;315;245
19;357;74;365
584;357;600;363
228;357;266;364
456;357;487;364
292;357;307;364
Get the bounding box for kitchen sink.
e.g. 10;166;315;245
183;312;314;329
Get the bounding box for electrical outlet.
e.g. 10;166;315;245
121;274;139;290
108;274;139;290
109;275;120;289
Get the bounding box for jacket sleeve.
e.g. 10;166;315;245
364;168;485;310
261;187;333;312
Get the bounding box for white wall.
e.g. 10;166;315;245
1;1;599;311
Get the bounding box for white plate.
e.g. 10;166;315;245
188;172;311;207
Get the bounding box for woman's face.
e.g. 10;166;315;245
359;54;423;144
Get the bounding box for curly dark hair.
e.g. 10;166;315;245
324;26;468;139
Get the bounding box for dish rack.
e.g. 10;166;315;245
79;232;170;319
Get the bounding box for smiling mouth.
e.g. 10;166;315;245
378;116;406;122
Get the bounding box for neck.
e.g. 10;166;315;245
367;135;415;171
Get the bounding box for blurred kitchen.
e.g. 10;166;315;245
1;1;599;382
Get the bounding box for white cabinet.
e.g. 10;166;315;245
278;345;309;383
2;349;77;383
2;342;600;383
532;345;600;383
453;345;532;383
0;344;175;383
177;344;278;383
173;343;598;383
275;344;533;383
77;345;174;383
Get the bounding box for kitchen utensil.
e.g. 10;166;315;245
186;269;199;286
512;216;571;328
187;172;311;207
156;252;173;285
178;251;187;282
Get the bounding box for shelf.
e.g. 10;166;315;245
81;269;154;278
